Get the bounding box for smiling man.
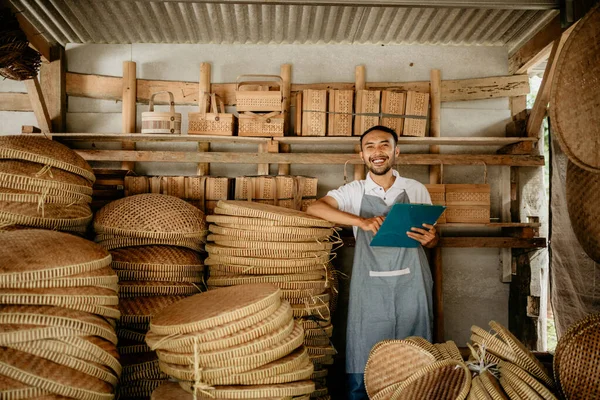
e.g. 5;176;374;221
306;125;438;400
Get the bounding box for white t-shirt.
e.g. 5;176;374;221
327;169;432;236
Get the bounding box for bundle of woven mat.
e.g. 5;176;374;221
0;136;95;234
146;283;315;399
364;320;560;400
94;193;207;399
205;200;340;398
0;229;120;399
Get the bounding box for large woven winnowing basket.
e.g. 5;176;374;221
208;225;331;242
0;159;93;194
498;361;557;400
94;194;206;239
207;235;334;251
0;201;93;233
0;230;111;287
205;243;328;260
206;214;292;227
549;4;600;172
149;284;281;336
206;254;330;268
364;340;437;399
566;161;600;262
0;136;95;183
118;281;201;297
215;200;334;228
3;267;118;290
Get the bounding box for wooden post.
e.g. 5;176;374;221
295;91;302;136
279;64;292;175
121;61;136;171
25;76;52;133
197;63;211;176
501;166;513;283
40;46;65;132
257;142;269;175
429;69;444;342
354;65;366;181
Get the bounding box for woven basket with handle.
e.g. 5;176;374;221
142;91;181;134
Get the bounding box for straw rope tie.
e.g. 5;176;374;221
193;338;215;399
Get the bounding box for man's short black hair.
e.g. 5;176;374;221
359;125;399;147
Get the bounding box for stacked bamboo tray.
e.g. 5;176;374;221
146;284;315;399
205;200;339;398
0;229;120;399
94;193;207;399
0;136;95;234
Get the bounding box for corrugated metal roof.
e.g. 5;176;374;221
9;0;558;54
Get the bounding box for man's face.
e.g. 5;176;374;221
360;130;399;176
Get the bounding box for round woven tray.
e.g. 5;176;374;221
489;321;553;388
94;194;206;239
215;223;334;237
308;354;333;366
0;136;95;183
147;300;286;352
306;345;335;356
0;324;90;347
119;295;186;328
150;284;281;336
387;359;471;400
206;254;330;269
0;375;52;400
566;161;600;262
60;335;121;376
98;237;204;252
207;273;325;288
0;230;111;287
281;287;328;300
0;286;118;307
498;361;556;400
216;200;334;228
178;379;315;399
4;267;118;291
152;381;193;400
0;189;90;206
116;269;204;283
365;339;437;399
549;4;600;172
304;336;331;347
206;243;329;260
157;319;296;367
62;303;120;320
118;281;201;297
208;235;334;251
150;301;292;355
0;347;113;400
209;264;324;276
0;201;92;232
0;159;93;191
207;214;294;227
209;225;330;243
110;244;203;266
0;180;92;204
118;328;147;343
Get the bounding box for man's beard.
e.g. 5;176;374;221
369;164;392;175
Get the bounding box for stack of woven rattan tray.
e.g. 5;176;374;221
0;229;120;399
364;338;471;400
205;200;338;397
0;136;95;234
145;284;315;399
553;313;600;399
94;193;207;399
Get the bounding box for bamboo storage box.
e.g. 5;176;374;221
188;93;235;136
328;89;353;136
235;75;284;112
404;91;429;137
425;184;446;224
444;184;490;223
141;91;181;134
301;89;327;136
238;112;284;137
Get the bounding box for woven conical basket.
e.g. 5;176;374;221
216;200;333;228
0;136;95;183
0;230;111;287
150;284;281;336
94;194;206;239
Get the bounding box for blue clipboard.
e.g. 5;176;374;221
370;203;446;248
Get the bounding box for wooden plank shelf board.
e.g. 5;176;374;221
73;150;545;167
439;222;541;228
342;236;546;248
42;133;271;144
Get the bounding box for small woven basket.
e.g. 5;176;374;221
142;91;181;134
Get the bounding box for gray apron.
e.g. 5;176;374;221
346;189;434;374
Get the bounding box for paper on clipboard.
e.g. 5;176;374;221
370;203;446;248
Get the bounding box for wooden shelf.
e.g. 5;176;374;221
342;236;546;248
439;222;541;228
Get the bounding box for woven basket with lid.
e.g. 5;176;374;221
0;136;95;183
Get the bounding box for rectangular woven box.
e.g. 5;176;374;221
404;91;429;137
445;184;490;223
328;89;353;136
380;91;406;136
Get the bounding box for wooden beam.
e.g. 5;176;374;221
8;5;59;62
439;237;546;248
197;62;211;176
65;72;531;105
354;66;366;181
501;166;513;283
429;69;442;184
509;15;561;75
24;77;52;133
510;96;527;117
73;150;545;167
278;143;291;175
121;61;136;171
40;46;65;132
0;93;31;111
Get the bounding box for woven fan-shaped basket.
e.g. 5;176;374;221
209;225;330;242
489;321;553;388
156;319;296;367
150;284;281;336
0;286;118;308
0;201;92;232
110;245;203;266
478;370;508;400
0;230;111;286
388;359;471;400
4;267;118;291
402;336;442;361
207;214;292;227
470;326;514;362
179;379;315;399
215;200;333;228
566;161;600;262
0;136;95;183
205;243;328;260
98;237;204;252
0;159;93;190
147;301;286;352
206;254;330;269
555;316;600;399
94;194;206;239
0;347;113;400
549;4;600;172
498;361;557;400
365;339;437;399
118;281;201;298
208;235;334;251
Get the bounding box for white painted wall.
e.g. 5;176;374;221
0;42;516;346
